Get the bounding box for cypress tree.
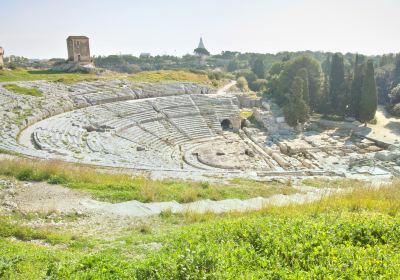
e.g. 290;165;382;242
322;54;331;76
350;54;365;118
297;68;310;106
329;53;346;116
344;72;353;116
359;60;378;123
319;74;330;115
283;77;310;127
394;54;400;85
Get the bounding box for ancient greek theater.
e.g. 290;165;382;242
1;79;398;180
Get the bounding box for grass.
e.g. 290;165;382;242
0;68;104;84
127;70;210;84
0;148;20;156
0;158;298;203
0;216;84;246
1;182;398;279
2;84;43;97
0;69;213;86
1;158;398;278
302;178;364;189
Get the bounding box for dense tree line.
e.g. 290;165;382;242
264;53;379;127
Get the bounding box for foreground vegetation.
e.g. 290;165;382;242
0;159;296;203
1;179;399;279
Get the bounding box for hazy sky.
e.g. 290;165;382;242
1;0;399;58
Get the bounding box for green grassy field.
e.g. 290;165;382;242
0;181;399;279
0;69;212;85
0;159;297;203
128;70;211;84
0;69;102;84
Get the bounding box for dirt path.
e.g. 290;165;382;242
216;80;236;95
367;106;400;145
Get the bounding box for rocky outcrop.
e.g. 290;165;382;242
51;62;96;73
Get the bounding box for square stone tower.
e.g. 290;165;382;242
67;36;91;63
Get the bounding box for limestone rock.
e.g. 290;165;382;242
51;62;96;73
374;150;400;162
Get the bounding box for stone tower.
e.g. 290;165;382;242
0;47;4;69
66;36;91;63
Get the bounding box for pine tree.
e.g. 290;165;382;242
329;53;346;116
297;68;310;106
283;77;310;127
359;60;378;124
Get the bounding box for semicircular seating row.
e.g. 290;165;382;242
0;80;220;170
30;94;240;170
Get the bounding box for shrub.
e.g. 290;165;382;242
236;77;248;92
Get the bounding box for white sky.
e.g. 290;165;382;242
1;0;399;58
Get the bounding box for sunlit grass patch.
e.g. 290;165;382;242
302;178;364;189
128;70;210;84
0;158;298;203
0;68;104;83
3;84;43;97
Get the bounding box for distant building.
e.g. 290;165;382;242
67;36;91;63
140;53;151;58
0;47;4;69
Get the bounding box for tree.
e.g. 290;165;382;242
350;54;365;118
269;62;285;76
394;54;400;85
321;54;331;76
283;77;310;127
329;53;346;116
194;48;210;56
358;60;378;123
227;60;239;72
389;84;400;104
276;56;322;110
297;68;310;106
319;74;330;115
237;77;249;92
252;79;268;92
251;58;266;79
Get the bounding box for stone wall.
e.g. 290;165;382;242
0;47;4;69
235;94;262;108
252;101;293;135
